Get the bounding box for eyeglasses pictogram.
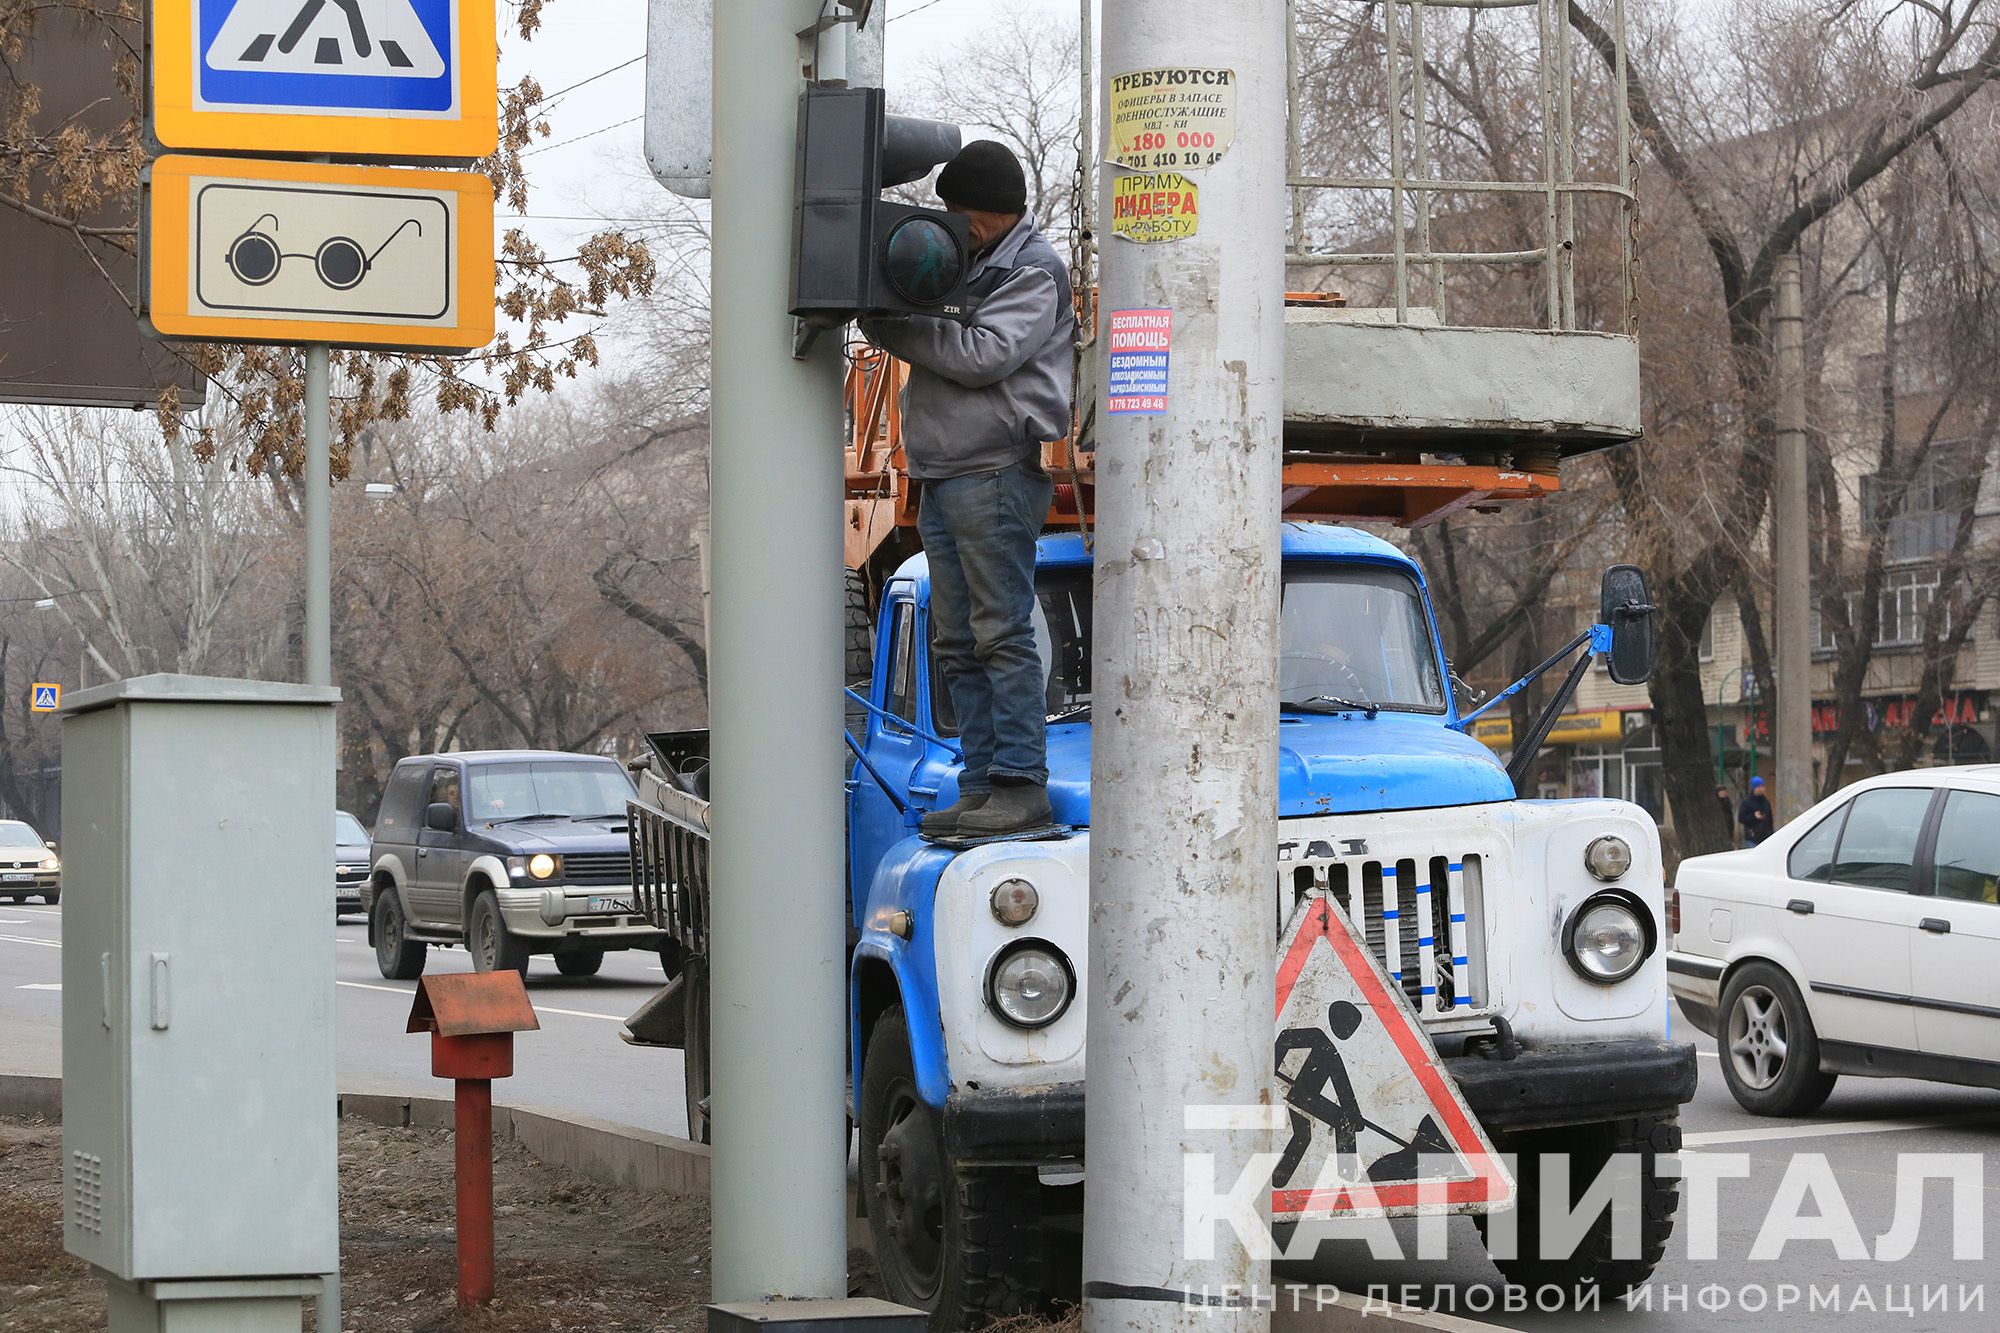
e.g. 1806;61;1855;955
224;213;424;292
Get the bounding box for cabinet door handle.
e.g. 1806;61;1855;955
149;953;170;1030
1919;917;1952;935
1786;899;1814;915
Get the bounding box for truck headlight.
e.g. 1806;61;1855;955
1563;893;1652;983
987;940;1074;1029
990;878;1039;927
1584;835;1632;881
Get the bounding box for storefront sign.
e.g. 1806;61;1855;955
1471;709;1626;750
1810;693;1985;737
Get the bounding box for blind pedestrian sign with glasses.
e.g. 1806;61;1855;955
148;0;498;160
142;155;494;351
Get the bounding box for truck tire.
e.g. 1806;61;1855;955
556;948;604;977
373;889;427;981
1717;961;1837;1116
682;955;711;1145
468;890;531;976
1478;1110;1680;1302
859;1007;1043;1330
845;568;873;736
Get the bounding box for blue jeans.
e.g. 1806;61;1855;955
919;459;1053;791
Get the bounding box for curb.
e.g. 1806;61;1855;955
0;1073;711;1198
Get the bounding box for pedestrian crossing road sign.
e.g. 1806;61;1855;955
148;0;498;160
143;154;495;352
30;684;60;713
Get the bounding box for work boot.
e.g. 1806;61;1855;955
956;783;1053;838
920;791;989;839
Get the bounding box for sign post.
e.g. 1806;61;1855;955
96;3;503;1325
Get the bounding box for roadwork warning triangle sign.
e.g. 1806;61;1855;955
1271;893;1513;1220
207;0;447;80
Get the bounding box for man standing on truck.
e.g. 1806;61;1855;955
858;141;1076;839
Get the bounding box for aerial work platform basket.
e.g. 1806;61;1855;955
845;0;1638;574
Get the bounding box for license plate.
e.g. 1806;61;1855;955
588;896;633;914
2;873;31;883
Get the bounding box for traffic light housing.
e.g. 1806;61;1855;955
790;86;971;323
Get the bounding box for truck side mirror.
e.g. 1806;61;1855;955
1600;565;1655;686
425;802;457;833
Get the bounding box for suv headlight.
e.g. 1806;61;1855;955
508;854;562;881
1584;835;1632;881
986;940;1074;1029
1563;892;1653;983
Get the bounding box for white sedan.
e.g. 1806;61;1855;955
1669;767;2000;1115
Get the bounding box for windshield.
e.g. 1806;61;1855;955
931;562;1444;732
0;824;42;848
335;811;369;845
1279;566;1446;713
465;760;636;823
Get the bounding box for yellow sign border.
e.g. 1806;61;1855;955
30;683;61;713
149;1;499;161
145;155;496;353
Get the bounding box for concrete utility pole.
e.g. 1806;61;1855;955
1085;1;1286;1327
1773;254;1811;823
706;0;850;1302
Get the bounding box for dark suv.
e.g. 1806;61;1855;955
362;750;664;979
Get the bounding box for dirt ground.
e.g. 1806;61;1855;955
0;1115;885;1332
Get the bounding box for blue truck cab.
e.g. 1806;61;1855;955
630;521;1695;1326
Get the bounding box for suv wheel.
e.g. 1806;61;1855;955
469;890;531;976
555;948;604;978
373;889;427;980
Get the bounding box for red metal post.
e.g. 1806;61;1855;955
455;1077;496;1308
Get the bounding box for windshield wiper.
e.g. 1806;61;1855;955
1282;694;1380;719
1047;703;1092;724
486;812;573;824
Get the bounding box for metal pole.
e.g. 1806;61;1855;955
455;1078;495;1308
707;0;849;1302
1086;0;1285;1327
303;344;331;688
1773;253;1812;822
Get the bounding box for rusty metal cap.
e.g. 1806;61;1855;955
407;971;541;1037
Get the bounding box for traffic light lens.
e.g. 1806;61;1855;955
881;217;965;307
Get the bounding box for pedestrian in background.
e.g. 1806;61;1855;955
1716;785;1737;847
1739;776;1774;847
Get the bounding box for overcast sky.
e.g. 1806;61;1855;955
501;1;1080;253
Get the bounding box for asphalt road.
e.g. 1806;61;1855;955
4;903;1995;1328
0;902;692;1137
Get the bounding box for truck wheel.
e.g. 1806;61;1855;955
683;955;711;1144
1718;962;1837;1116
372;890;427;981
1478;1111;1680;1302
859;1007;1044;1330
469;891;531;976
556;948;604;977
844;568;873;736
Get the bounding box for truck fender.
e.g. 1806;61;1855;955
850;840;958;1109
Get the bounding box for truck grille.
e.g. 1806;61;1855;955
1283;853;1487;1019
562;852;631;887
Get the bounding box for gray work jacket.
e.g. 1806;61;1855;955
858;215;1076;481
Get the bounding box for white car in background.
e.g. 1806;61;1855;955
1669;768;2000;1115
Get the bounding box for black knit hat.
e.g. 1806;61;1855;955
936;140;1028;215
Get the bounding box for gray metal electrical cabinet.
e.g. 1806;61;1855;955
61;676;342;1282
